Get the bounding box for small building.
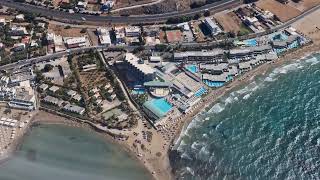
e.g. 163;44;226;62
64;37;87;48
114;27;126;44
9;86;36;110
101;0;114;11
39;84;49;91
125;26;141;37
97;28;111;46
204;17;222;36
67;90;77;97
10;26;28;36
42;95;63;107
77;1;88;9
12;43;26;52
149;56;162;63
49;86;60;93
0;18;6;26
72;94;82;102
63;104;85;115
15;14;25;21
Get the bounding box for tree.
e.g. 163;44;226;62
80;28;87;33
193;13;201;20
43;64;54;72
204;11;211;17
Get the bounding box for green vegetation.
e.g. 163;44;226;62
238;24;251;36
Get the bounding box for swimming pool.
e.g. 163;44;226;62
288;40;299;49
271;33;288;41
186;65;198;74
203;80;224;88
194;87;207;97
244;39;257;46
143;98;173;118
132;88;145;95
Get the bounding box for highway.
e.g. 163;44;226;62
0;0;240;24
1;3;319;72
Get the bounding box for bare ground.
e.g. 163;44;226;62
256;0;302;22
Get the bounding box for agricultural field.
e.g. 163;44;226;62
214;11;242;33
256;0;301;22
288;0;320;11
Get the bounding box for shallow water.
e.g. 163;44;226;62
171;53;320;180
0;124;151;180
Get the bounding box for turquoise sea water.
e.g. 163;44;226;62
0;124;151;180
170;53;320;180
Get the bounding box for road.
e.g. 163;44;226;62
0;0;240;24
1;4;319;72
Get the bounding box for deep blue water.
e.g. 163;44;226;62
171;53;320;180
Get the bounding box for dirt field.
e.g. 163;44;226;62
113;0;156;9
256;0;302;22
289;0;320;11
48;23;85;37
79;71;107;91
293;8;320;42
214;11;241;32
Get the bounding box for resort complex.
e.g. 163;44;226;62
0;0;320;179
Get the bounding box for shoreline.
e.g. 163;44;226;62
167;42;320;170
0;45;318;180
0;111;155;180
1;44;319;180
0;45;319;180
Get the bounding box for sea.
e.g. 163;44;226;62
170;53;320;180
0;124;152;180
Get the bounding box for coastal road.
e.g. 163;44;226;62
1;4;320;71
0;46;104;71
0;0;240;24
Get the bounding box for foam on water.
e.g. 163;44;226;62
171;53;320;180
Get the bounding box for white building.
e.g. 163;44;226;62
0;18;6;26
124;53;155;82
63;104;85;115
15;14;25;21
10;26;28;36
204;17;222;36
8;82;36;110
12;43;26;52
97;28;111;45
125;26;141;37
64;37;87;48
115;27;126;44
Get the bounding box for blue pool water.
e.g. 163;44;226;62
132;88;145;95
203;80;224;88
153;98;172;113
271;33;288;41
275;48;287;54
194;87;207;97
144;98;173;118
288;40;299;49
186;65;198;74
227;75;233;82
244;39;257;46
171;53;320;180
